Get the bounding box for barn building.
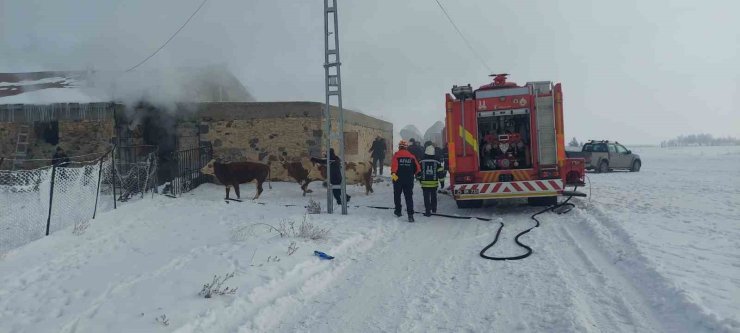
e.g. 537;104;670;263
0;68;393;179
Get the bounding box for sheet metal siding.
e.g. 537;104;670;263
0;103;114;123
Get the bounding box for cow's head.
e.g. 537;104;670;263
200;159;216;175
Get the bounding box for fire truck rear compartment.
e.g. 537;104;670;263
477;110;532;171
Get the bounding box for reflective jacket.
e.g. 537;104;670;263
417;155;446;188
391;149;420;184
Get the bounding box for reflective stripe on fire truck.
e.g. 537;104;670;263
480;170;533;182
458;125;478;153
453;180;563;195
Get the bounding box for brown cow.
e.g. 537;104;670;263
316;161;374;195
274;155;374;196
277;156;323;196
201;159;272;200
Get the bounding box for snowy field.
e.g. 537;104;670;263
0;146;738;332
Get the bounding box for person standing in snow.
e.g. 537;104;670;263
417;145;446;216
368;135;387;176
311;148;351;205
408;138;424;162
51;146;71;167
391;140;420;222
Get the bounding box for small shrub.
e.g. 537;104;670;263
155;314;169;326
287;241;298;256
295;216;330;241
234;215;330;242
306;200;321;214
199;272;238;298
73;219;90;236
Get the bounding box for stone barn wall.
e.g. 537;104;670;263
0;103;117;169
191;102;393;181
0;120;114;169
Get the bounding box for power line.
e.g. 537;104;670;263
432;0;492;73
125;0;210;72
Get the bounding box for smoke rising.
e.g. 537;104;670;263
2;0;739;144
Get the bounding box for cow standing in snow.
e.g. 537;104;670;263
277;156;324;196
273;154;374;196
201;159;272;200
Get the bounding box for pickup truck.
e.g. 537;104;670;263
565;141;641;173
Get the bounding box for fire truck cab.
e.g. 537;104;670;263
445;74;585;208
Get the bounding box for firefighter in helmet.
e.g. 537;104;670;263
391;140;420;222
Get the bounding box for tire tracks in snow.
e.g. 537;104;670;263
568;202;740;332
169;220;388;333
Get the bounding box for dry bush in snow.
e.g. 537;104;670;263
306;200;321;214
73;219;90;236
233;215;330;242
287;241;299;256
155;314;169;326
295;217;330;241
277;215;330;241
199;272;238;298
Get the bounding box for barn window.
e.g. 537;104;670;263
344;131;358;155
34;121;59;145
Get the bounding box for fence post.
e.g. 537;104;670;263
92;153;105;219
45;164;57;236
112;147;117;209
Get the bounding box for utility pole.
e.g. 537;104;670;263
323;0;348;214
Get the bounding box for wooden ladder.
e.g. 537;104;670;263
12;124;30;170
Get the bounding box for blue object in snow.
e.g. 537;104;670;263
314;251;334;260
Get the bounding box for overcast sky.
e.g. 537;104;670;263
1;0;738;144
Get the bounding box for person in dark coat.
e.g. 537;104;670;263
311;148;351;205
408;138;424;162
368;136;387;176
51;147;71;167
417;145;446;216
391;140;420;222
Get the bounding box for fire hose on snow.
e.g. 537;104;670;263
234;189;580;261
479;187;578;261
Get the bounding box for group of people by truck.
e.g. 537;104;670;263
390;139;446;222
314;135;448;222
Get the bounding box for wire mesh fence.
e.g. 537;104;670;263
0;166;53;252
108;145;159;203
1;145;159;253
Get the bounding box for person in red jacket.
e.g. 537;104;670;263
391;140;421;222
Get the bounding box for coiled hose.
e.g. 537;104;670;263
480;188;577;261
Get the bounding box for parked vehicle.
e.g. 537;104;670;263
444;74;586;208
566;140;641;173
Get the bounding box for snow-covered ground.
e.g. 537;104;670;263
0;146;738;332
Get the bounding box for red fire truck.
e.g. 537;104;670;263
445;74;585;208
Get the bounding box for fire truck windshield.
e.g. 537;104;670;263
477;110;532;171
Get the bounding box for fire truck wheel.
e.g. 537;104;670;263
631;160;641;172
456;200;483;209
527;196;558;206
598;160;609;173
